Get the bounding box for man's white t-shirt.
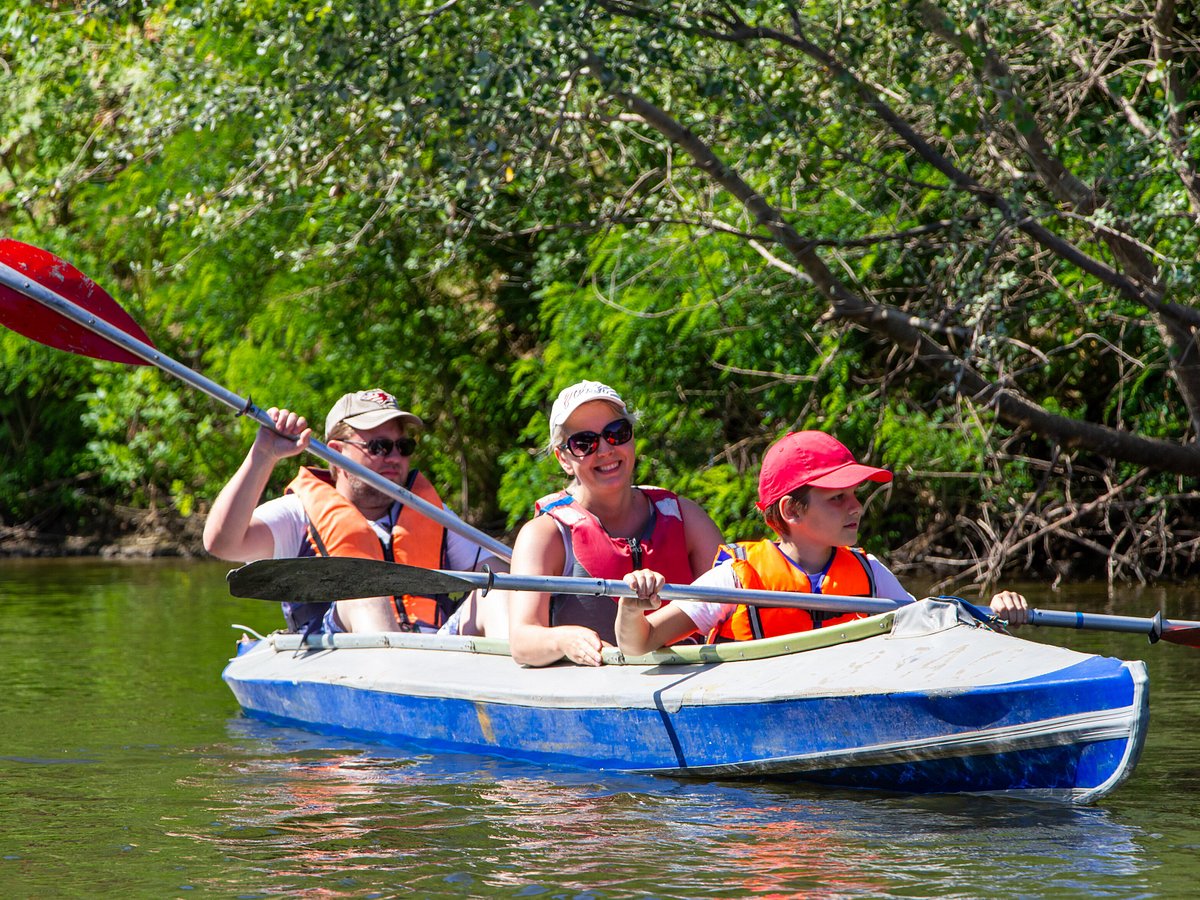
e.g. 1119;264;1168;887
670;549;915;635
253;493;493;570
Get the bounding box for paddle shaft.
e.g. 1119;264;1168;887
460;569;1184;640
226;556;906;615
443;567;909;615
0;259;512;562
225;556;1196;644
1026;607;1166;638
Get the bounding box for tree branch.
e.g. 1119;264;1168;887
916;1;1200;431
586;56;1200;476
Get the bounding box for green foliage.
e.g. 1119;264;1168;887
79;366;218;514
2;1;1197;579
0;339;96;524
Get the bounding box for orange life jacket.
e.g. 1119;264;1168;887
707;540;874;643
286;466;448;630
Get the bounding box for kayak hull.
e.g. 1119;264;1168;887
223;600;1148;803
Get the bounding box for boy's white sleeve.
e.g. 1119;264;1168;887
867;555;916;603
668;564;741;635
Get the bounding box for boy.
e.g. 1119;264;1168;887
616;430;1028;654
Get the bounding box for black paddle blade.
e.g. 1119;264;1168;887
0;239;155;364
226;557;478;603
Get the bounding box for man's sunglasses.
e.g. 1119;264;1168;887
341;437;417;458
560;418;634;458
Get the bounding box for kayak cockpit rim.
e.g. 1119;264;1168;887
236;609;898;665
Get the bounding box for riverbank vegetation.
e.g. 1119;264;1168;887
2;1;1198;585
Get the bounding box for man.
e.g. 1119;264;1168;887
203;388;506;635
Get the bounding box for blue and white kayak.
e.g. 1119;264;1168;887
222;598;1147;803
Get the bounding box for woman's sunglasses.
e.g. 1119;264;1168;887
560;418;634;459
341;437;417;458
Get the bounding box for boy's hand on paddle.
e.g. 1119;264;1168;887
990;590;1029;627
621;569;666;611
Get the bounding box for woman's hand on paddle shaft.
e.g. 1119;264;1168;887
254;407;311;462
620;568;666;611
990;590;1029;627
557;625;609;667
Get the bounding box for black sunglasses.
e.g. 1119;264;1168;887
560;418;634;458
341;437;416;458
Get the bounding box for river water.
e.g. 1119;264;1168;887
1;557;1198;898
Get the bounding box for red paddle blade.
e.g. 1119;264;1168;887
0;238;155;365
1160;622;1200;648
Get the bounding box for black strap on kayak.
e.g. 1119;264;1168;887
293;613;323;658
933;595;1008;631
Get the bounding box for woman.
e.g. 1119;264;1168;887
505;381;724;666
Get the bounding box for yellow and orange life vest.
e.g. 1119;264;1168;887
708;540;874;643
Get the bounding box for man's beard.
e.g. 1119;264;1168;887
342;471;398;509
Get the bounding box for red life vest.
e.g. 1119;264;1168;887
708;540;874;643
287;466;448;630
535;487;695;643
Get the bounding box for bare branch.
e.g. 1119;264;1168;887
586;55;1200;476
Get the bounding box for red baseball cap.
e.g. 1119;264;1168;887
756;431;892;510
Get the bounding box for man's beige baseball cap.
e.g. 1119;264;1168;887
324;389;423;438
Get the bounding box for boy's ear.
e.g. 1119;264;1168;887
779;496;802;523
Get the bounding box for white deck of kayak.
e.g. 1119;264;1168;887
229;599;1137;712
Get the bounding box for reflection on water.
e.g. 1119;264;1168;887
153;719;1157;898
1;560;1198;897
